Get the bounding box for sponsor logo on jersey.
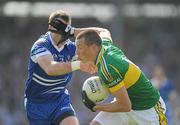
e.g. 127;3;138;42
109;77;121;87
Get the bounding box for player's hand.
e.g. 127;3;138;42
82;91;96;112
65;25;75;37
80;62;97;74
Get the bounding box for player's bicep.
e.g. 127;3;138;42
112;86;132;110
112;86;129;101
31;45;53;70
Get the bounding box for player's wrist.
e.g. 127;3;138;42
73;27;80;37
71;61;80;71
71;27;75;37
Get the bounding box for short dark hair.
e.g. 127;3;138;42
49;10;71;24
76;30;102;47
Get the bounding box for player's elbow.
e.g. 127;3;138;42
119;103;131;112
101;28;110;34
103;28;110;33
124;100;132;112
124;103;132;112
44;67;56;76
45;69;53;76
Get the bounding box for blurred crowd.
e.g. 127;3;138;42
0;17;180;125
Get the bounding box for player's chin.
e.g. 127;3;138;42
78;56;82;61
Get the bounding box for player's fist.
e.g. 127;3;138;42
80;62;97;74
65;25;75;37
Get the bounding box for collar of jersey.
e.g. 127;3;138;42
95;47;105;66
48;32;67;52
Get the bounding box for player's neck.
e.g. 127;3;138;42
50;32;65;48
93;47;101;64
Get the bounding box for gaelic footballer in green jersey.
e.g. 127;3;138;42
75;28;167;125
95;38;160;110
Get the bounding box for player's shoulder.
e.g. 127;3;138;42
35;33;50;45
30;34;50;54
31;38;45;50
99;57;121;83
32;32;50;47
35;38;46;45
101;52;126;74
103;45;125;63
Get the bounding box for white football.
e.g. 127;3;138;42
82;76;109;103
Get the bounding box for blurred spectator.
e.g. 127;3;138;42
0;106;13;125
151;64;179;125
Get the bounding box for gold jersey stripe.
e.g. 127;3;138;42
124;63;141;89
100;66;108;80
95;47;105;65
109;81;125;92
154;102;167;125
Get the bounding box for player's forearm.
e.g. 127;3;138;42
45;61;80;76
74;27;108;37
94;101;132;112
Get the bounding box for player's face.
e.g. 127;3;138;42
76;38;94;62
50;18;71;44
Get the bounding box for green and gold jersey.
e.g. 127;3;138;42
95;38;160;110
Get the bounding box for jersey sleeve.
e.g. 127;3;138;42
101;64;125;93
101;38;114;48
30;43;51;63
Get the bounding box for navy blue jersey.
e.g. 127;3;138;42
25;32;76;102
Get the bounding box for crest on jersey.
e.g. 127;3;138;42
52;54;58;61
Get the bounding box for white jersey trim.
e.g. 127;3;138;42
31;51;51;63
42;86;65;94
32;77;68;86
48;91;61;93
33;73;67;82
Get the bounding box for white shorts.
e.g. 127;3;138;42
93;97;167;125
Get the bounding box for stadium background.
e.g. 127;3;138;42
0;0;180;124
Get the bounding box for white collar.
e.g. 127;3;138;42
48;32;66;52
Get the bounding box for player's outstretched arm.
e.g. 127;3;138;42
37;54;77;75
37;54;96;76
93;86;132;112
